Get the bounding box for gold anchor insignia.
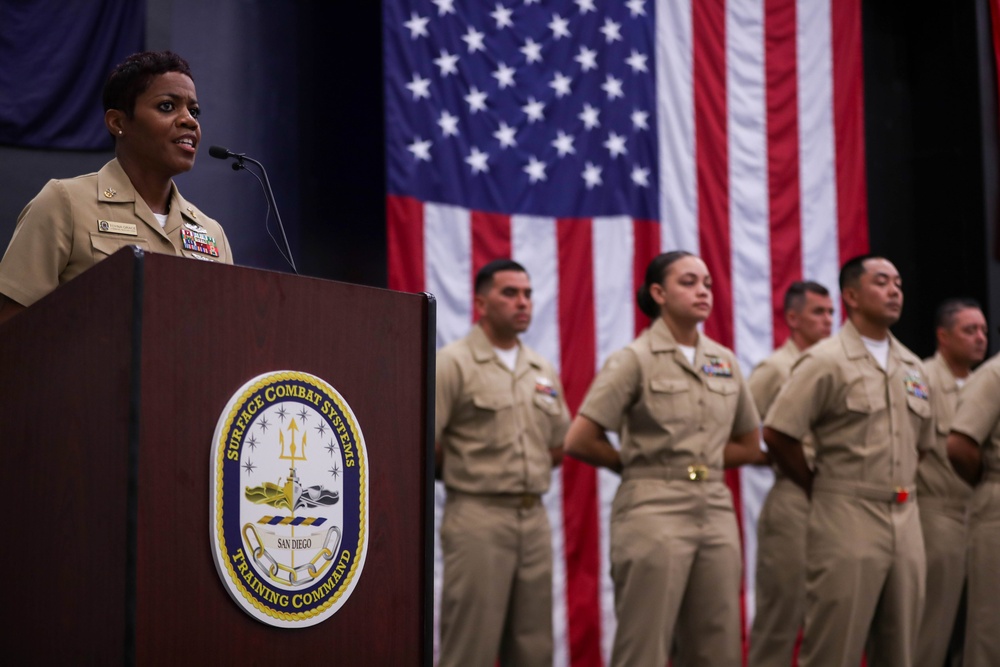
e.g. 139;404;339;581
103;188;117;199
186;207;197;220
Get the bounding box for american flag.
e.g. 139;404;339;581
383;1;869;664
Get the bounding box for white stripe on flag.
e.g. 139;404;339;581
512;215;571;667
657;0;699;254
425;202;472;348
727;0;772;374
797;0;843;317
726;0;772;626
592;216;636;663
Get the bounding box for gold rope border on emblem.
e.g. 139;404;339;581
214;371;368;622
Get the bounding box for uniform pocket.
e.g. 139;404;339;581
906;394;931;419
845;380;878;414
472;392;516;446
90;233;150;260
533;392;563;415
648;378;690;425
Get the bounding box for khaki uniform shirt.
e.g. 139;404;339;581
951;352;1000;476
917;352;972;501
750;338;815;472
0;159;233;307
579;318;759;470
765;320;933;488
436;324;571;495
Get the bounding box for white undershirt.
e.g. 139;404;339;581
860;335;890;370
677;344;696;366
153;212;168;228
494;345;519;371
956;377;967;389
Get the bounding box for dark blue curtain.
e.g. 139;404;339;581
0;0;144;149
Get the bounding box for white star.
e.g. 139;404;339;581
602;74;624;100
434;50;459;77
525;0;541;4
493;62;516;89
522;97;545;123
626;0;647;17
407;137;432;161
626;50;648;73
631;109;650;131
490;4;514;29
494;121;517;148
404;12;430;39
578;104;601;130
406;74;431;100
575;46;598;72
464;86;488;113
549;14;571;40
582;161;603;189
631;165;650;187
603;132;628;158
524;156;548;183
432;0;456;16
600;18;622;43
462;26;486;53
465;147;490;173
575;0;597;13
521;38;543;64
550;71;572;98
552;131;576;157
438;110;460;137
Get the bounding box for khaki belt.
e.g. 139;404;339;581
622;465;724;483
917;495;969;515
813;478;914;504
448;490;542;509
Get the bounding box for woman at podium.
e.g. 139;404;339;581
0;50;233;324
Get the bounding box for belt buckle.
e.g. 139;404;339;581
688;465;709;482
894;487;909;504
521;494;537;509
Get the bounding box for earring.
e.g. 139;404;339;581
118;130;123;136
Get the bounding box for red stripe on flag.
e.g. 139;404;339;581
470;211;512;320
632;220;660;336
831;0;870;261
765;0;804;347
557;219;603;667
693;0;733;348
386;195;425;292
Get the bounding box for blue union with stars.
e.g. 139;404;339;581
384;0;658;219
209;371;370;628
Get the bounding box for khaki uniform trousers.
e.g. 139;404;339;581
609;479;742;667
748;478;809;667
914;497;968;667
439;491;553;667
800;490;925;667
964;480;1000;666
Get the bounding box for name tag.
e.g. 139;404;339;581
97;219;138;236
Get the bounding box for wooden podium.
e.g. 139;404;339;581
0;248;435;665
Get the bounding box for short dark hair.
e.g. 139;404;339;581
838;253;883;293
103;51;193;118
636;251;696;319
474;259;528;294
784;280;830;313
935;297;983;330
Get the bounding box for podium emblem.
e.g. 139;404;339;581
210;371;369;627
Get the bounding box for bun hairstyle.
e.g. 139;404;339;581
636;251;696;319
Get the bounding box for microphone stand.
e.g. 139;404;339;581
228;152;298;275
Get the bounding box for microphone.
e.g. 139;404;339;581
208;145;239;160
209;145;298;274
